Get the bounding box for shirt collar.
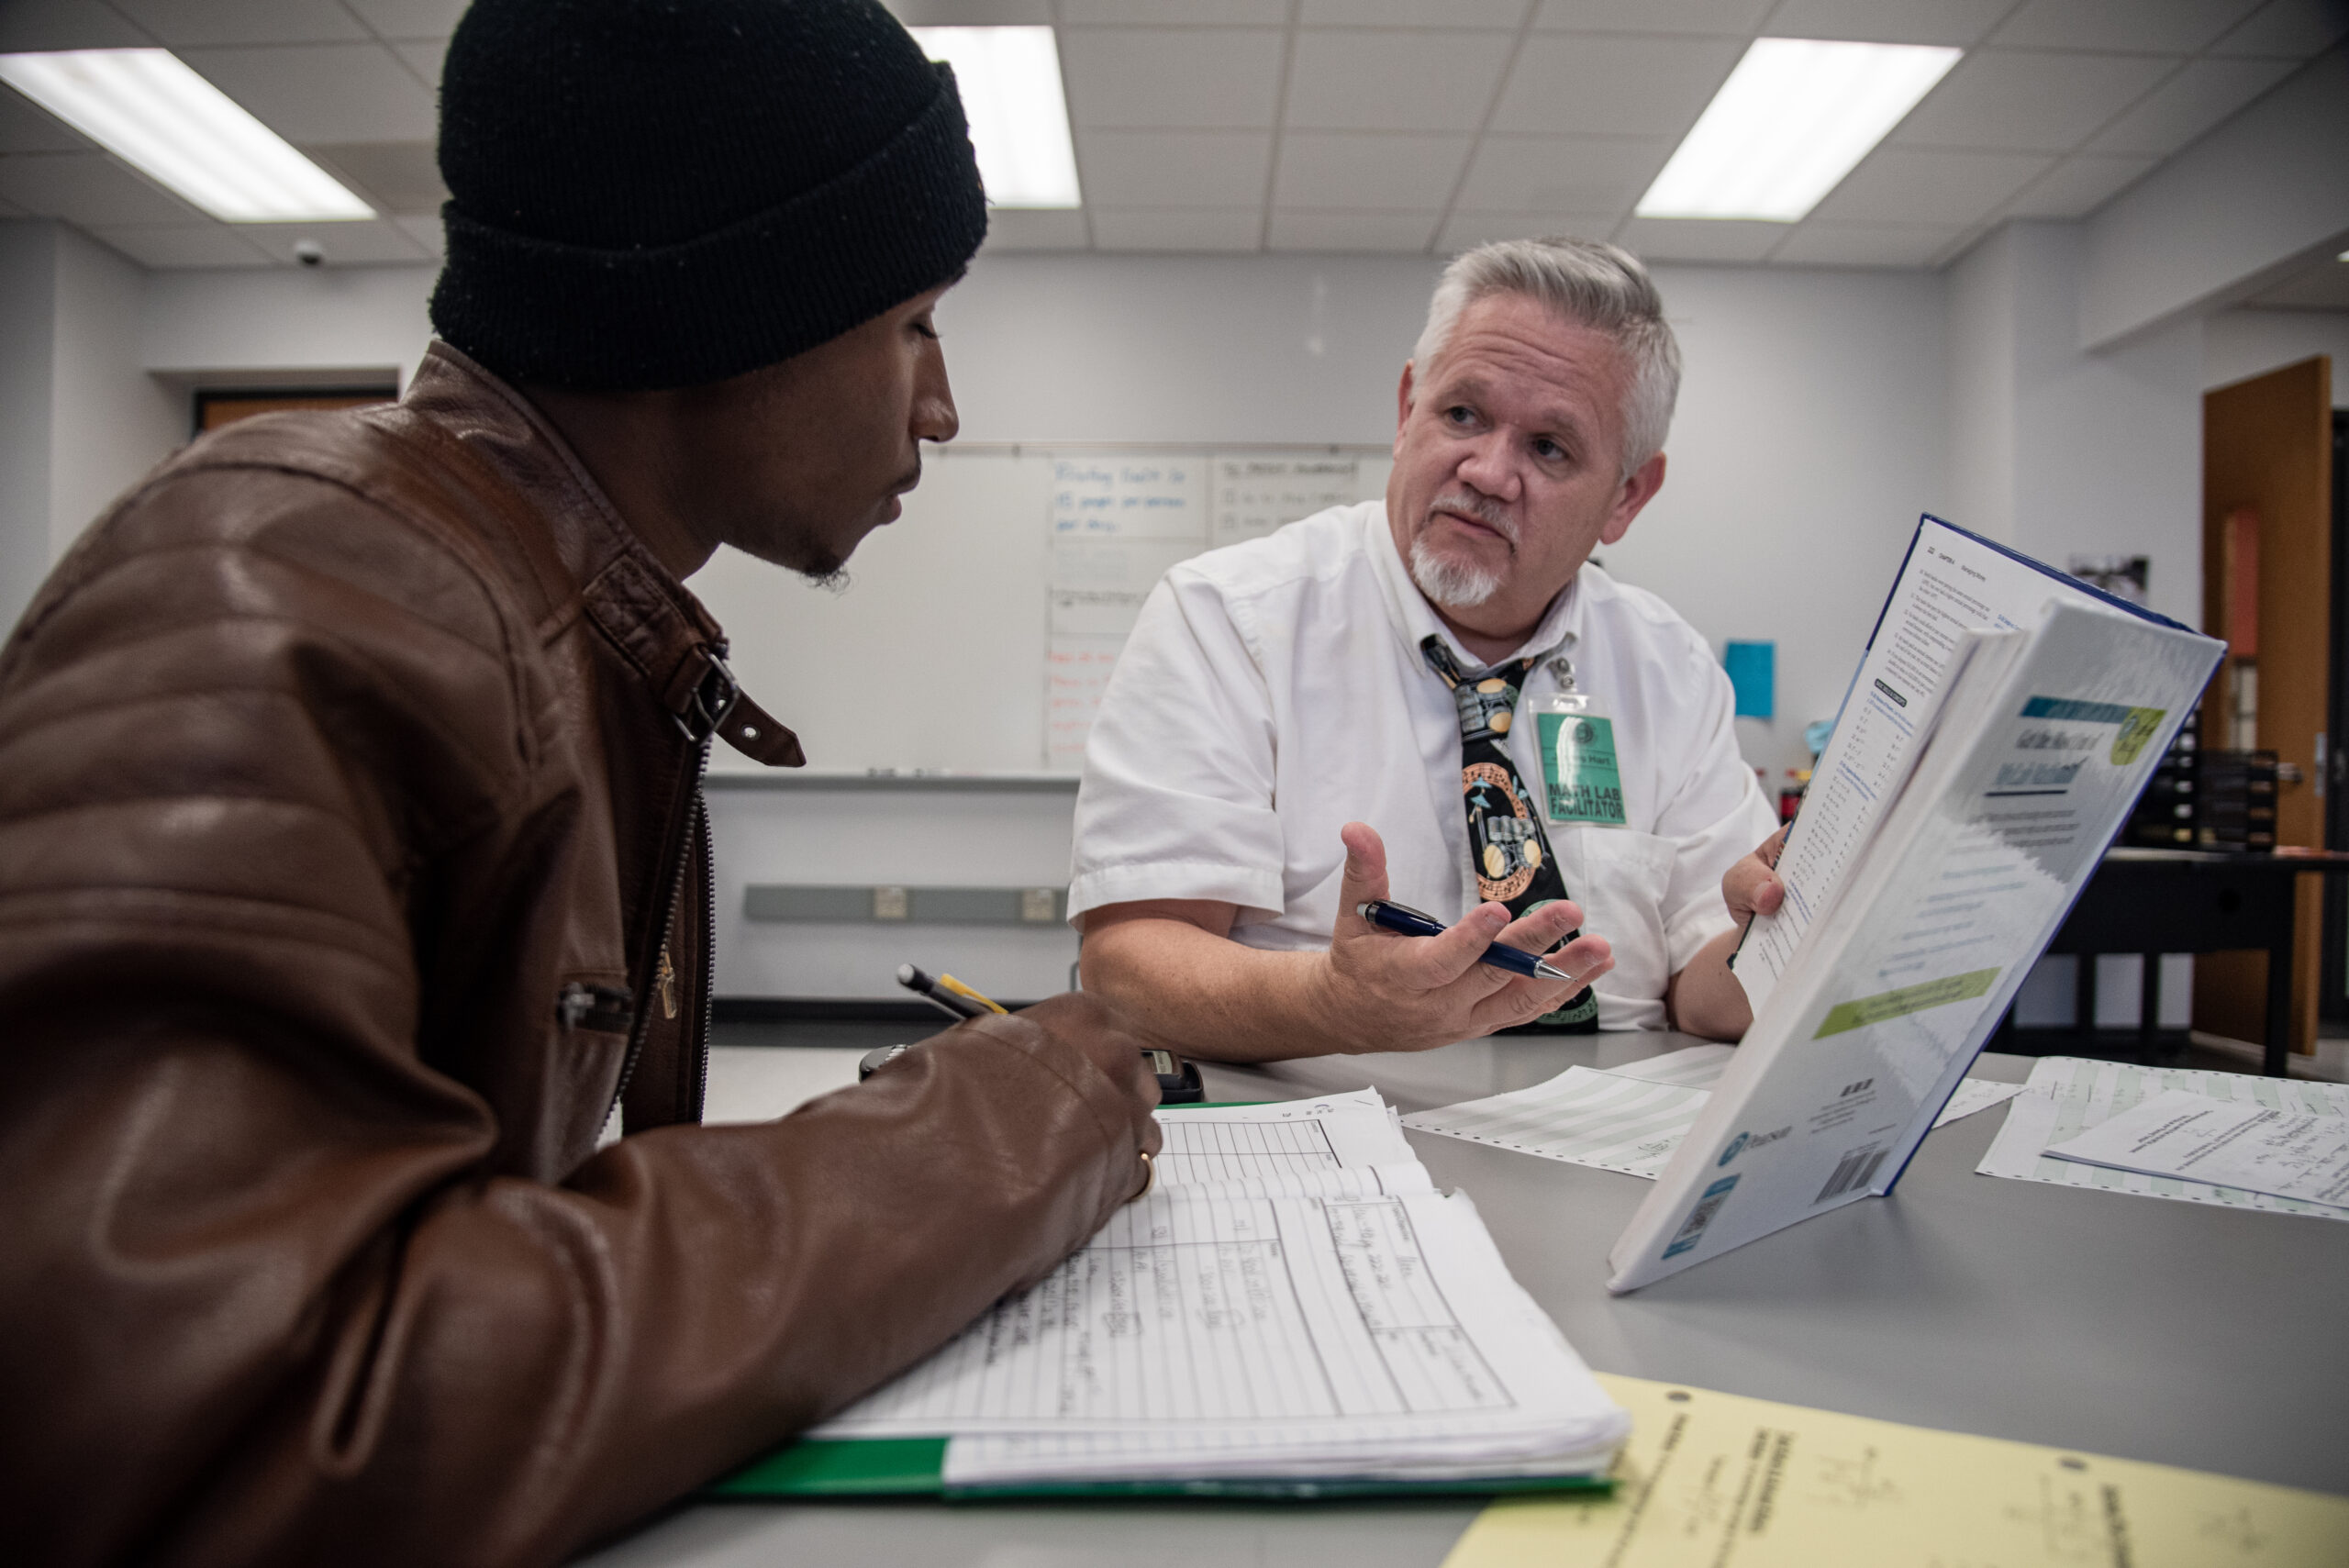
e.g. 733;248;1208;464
1365;502;1587;676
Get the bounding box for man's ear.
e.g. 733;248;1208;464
1598;450;1666;547
1394;361;1417;456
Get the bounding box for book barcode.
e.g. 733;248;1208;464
1814;1144;1888;1205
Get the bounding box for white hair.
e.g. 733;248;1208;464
1411;237;1681;480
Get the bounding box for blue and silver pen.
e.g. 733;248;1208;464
1355;899;1583;984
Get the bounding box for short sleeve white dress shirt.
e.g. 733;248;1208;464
1069;501;1779;1030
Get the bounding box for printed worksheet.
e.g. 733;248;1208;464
1405;1063;2022;1181
814;1184;1627;1469
2044;1087;2349;1208
1437;1374;2349;1568
1979;1056;2349;1220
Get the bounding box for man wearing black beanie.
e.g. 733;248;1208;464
0;4;1160;1565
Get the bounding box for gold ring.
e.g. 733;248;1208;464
1130;1148;1155;1202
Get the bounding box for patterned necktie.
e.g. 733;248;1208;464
1420;634;1598;1032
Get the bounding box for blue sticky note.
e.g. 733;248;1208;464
1723;640;1775;720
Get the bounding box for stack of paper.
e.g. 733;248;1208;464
812;1093;1630;1487
1980;1056;2349;1221
1404;1048;2024;1181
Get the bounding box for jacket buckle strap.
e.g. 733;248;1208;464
671;648;740;745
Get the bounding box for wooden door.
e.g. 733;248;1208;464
194;389;394;435
2196;357;2333;1053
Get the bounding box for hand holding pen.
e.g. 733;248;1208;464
1324;821;1613;1052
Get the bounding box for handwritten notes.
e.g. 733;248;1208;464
1043;452;1365;768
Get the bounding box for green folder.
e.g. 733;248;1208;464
704;1437;1616;1501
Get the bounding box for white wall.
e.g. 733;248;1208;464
141;263;431;390
0;220;182;630
2204;307;2349;400
50;227;181;560
0;223;56;634
1947;222;2206;632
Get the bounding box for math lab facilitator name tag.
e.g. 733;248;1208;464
1533;694;1628;828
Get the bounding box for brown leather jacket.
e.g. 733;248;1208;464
0;344;1155;1567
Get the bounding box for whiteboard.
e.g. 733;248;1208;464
688;445;1391;777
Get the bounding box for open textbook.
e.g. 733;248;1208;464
793;1092;1631;1492
1606;519;2223;1292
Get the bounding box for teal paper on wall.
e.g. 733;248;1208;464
1723;640;1775;719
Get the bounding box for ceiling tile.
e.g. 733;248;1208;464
979;207;1090;250
306;140;444;214
0;150;206;225
1075;129;1272;207
1091;207;1263;250
0;89;87;153
0;0;151;52
1060;28;1286;128
1613;216;1784;261
1760;0;2012;46
884;1;1054;23
1300;0;1529;26
1892;50;2176;152
1990;0;2266;54
1268;209;1441;251
1285;29;1516;132
1809;147;2053;224
1533;0;1774;35
1771;222;1964;266
1273;131;1472;207
89;221;273;267
2209;0;2349;57
1491;35;1742;138
182;44;438;144
1060;0;1290;22
391;38;446;89
1999;151;2158;216
1456;133;1666;212
345;0;473;37
237;217;431;265
392;211;441;257
2084;55;2295;153
1439;209;1622;250
107;0;365;47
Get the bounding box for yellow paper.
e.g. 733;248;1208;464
1442;1374;2349;1568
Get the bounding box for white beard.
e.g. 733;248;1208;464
1408;533;1507;609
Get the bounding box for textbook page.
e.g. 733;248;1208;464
1436;1374;2349;1568
815;1185;1629;1473
1738;518;2121;1015
1980;1056;2349;1221
1611;602;2222;1291
2045;1089;2349;1207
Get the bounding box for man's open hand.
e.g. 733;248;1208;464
1317;822;1613;1051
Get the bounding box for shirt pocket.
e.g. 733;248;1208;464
1555;826;1677;1009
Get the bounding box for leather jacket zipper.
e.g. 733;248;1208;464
605;650;736;1129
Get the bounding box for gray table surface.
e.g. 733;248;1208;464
580;1033;2349;1566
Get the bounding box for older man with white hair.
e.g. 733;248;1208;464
1071;237;1782;1060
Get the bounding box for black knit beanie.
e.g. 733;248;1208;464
429;0;988;391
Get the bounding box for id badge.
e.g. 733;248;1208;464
1532;691;1628;828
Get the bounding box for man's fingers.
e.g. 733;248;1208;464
1494;898;1584;954
1381;900;1515;987
1332;822;1391;934
1549;932;1613;986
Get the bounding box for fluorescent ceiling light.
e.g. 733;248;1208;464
909;27;1081;209
0;49;373;222
1637;38;1961;223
